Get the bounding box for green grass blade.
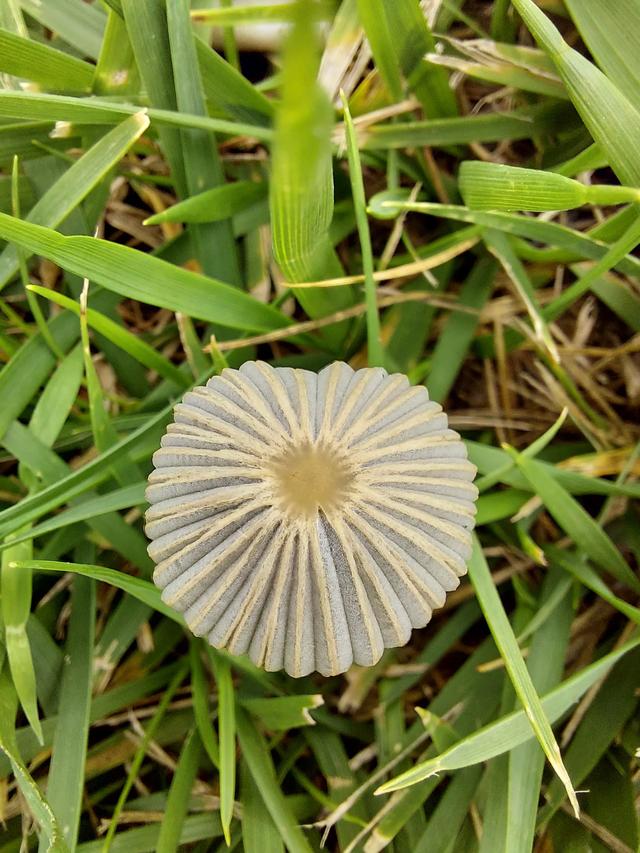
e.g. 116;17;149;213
209;650;236;845
427;257;496;402
0;112;149;290
241;695;323;730
166;0;240;283
28;286;190;390
512;0;640;186
241;757;285;853
0;731;70;851
564;0;640;112
340;92;383;365
376;635;639;791
236;707;314;853
509;450;640;592
1;537;42;743
0;91;273;140
43;572;95;852
446;538;577;813
18;0;105;61
144;181;267;225
0;215;290;332
156;729;202;853
120;0;187;197
0;27;95;92
11;560;179;622
189;642;219;768
459;161;640;212
269;0;352;332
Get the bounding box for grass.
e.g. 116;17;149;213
0;1;638;851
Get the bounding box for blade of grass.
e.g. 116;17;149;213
0;215;291;332
11;560;180;623
427;256;496;402
0;112;150;290
1;536;42;743
29;285;190;390
410;537;579;815
144;181;267;225
563;0;640;113
236;706;314;853
269;0;352;341
459;161;640;212
18;0;105;61
189;642;219;768
506;448;640;593
241;757;285;853
512;0;640;186
241;695;323;730
101;661;189;852
209;650;236;845
156;729;202;853
0;27;95;92
42;565;95;852
166;0;240;283
376;634;640;790
0;91;274;140
340;92;383;366
120;0;187;197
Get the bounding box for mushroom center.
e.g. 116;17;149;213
265;442;355;518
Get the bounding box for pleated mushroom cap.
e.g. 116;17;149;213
145;361;478;677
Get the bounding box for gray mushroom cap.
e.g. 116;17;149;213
145;361;478;678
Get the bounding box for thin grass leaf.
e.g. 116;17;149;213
189;642;219;768
459;161;640;212
102;662;189;852
236;707;314;853
1;537;42;743
209;650;236;845
156;729;202;853
0;112;149;290
166;0;240;283
18;0;105;61
0;91;274;140
512;0;640;186
355;0;456;116
0;483;146;552
144;181;267;225
563;0;640;113
43;571;95;852
427;256;496;402
195;37;273;125
0;215;290;332
241;757;284;853
0;736;70;851
376;635;639;790
80;285;141;486
29;285;190;390
76;814;222;853
120;0;187;198
378;537;581;815
28;345;84;451
11;560;180;623
507;449;640;592
270;0;352;334
361;102;577;149
340;92;383;365
93;8;139;96
242;696;323;730
0;28;95;92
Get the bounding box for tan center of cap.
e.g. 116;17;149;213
265;442;355;518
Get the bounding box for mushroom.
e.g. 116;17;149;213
145;361;477;677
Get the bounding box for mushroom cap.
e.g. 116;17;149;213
145;361;478;677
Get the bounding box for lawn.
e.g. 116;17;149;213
0;1;638;851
